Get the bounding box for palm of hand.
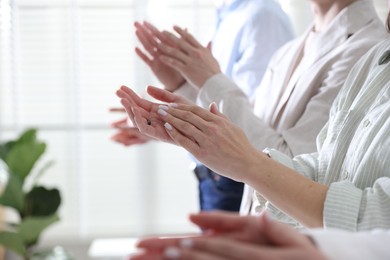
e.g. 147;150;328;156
131;100;174;144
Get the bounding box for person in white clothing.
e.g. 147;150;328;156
117;0;387;217
113;0;293;212
117;6;390;230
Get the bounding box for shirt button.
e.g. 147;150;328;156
342;170;349;180
363;119;370;127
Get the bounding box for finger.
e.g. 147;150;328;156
163;120;201;155
129;251;165;260
111;132;143;146
209;102;228;119
134;22;159;55
157;41;191;65
147;85;189;105
173;26;203;48
119;98;137;126
185;237;306;260
164;246;227;260
159;105;211;138
143;21;176;47
135;47;153;66
207;41;212;51
118;85;152;111
159;55;187;74
166;104;220;124
161;31;195;56
137;237;182;250
111;118;128;128
111;130;150;145
189;212;252;232
109;107;126;113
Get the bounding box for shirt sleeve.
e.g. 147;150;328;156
174;82;199;103
230;9;293;98
308;228;390;260
324;178;390;231
198;73;294;155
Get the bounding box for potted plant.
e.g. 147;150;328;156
0;129;61;259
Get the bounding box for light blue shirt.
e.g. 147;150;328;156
211;0;294;98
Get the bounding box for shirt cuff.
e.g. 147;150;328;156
323;181;363;231
174;82;199;103
198;73;236;107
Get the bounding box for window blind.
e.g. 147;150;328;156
0;0;213;241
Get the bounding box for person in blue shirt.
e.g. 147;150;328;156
120;0;293;212
188;0;293;212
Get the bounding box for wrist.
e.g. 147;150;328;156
166;78;186;92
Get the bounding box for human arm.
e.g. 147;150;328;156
132;212;327;260
156;103;327;227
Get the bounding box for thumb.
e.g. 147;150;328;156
147;85;177;103
207;41;212;51
209;102;228;119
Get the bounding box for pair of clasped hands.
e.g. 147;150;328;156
129;211;326;260
112;21;262;181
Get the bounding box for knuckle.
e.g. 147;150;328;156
181;111;192;121
181;122;192;132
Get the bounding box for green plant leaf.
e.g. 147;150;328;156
24;186;61;217
0;231;27;258
6;141;46;181
18;214;60;246
0;141;16;161
0;173;24;212
16;129;38;144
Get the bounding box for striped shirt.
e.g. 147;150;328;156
258;37;390;231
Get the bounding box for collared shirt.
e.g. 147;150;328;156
211;0;293;98
263;38;390;231
175;0;389;220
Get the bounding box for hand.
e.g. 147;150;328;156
115;85;192;144
131;212;327;260
155;102;264;182
157;26;221;88
134;21;185;91
110;117;152;146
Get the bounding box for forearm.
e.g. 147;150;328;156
244;151;327;228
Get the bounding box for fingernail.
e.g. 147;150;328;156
164;247;181;259
159;105;169;111
158;109;167;116
164;122;172;130
180;238;193;249
169;103;178;108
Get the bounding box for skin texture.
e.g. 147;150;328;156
134;21;221;90
134;1;359;92
130;211;327;260
116;87;328;228
134;21;186;91
110;114;151;146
